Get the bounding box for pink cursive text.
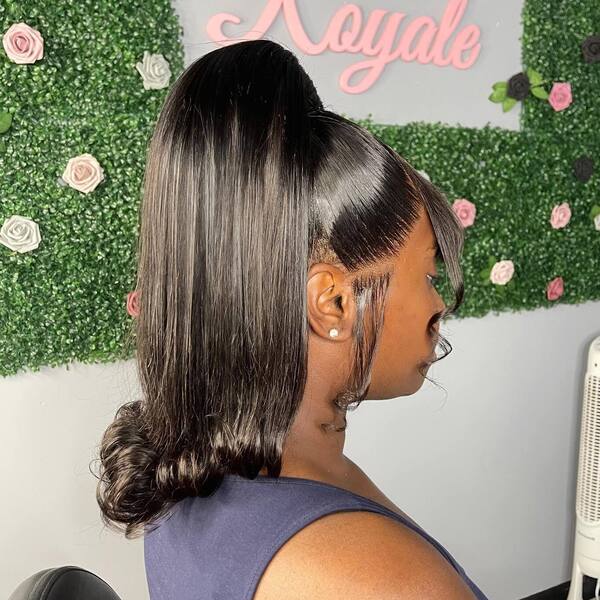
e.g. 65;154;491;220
206;0;481;94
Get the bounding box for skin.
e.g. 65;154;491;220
258;203;446;482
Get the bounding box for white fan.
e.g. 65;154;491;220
567;336;600;600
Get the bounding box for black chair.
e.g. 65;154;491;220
8;566;122;600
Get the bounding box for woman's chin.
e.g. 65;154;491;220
416;359;433;380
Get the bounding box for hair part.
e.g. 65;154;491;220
92;39;464;539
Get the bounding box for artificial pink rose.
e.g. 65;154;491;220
2;22;44;64
126;290;140;317
490;260;514;285
550;202;571;229
548;82;572;112
546;276;564;301
452;198;476;227
62;153;105;194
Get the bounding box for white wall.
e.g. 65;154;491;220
3;1;593;598
0;359;144;599
347;301;600;598
3;302;598;599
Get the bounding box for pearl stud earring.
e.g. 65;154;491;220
329;328;339;338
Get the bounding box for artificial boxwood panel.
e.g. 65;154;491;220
0;0;184;376
0;0;597;377
356;0;599;317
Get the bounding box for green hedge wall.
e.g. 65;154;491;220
0;0;183;376
0;0;598;377
357;0;600;318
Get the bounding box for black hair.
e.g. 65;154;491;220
92;39;464;539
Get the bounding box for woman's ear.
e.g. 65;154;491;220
306;263;355;342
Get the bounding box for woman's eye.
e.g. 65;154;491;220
427;274;440;288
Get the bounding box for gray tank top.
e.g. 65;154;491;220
144;473;488;599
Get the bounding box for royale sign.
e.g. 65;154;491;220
206;0;482;94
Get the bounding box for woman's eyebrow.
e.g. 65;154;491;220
428;241;443;261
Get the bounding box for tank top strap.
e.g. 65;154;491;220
144;473;489;600
229;475;489;600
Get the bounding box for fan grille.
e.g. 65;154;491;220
577;374;600;522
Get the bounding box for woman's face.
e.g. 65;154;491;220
365;204;446;399
306;203;447;402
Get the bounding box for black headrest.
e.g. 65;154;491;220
8;566;122;600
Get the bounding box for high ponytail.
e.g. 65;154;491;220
93;39;464;539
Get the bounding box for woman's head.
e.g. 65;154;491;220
94;39;464;538
307;201;449;405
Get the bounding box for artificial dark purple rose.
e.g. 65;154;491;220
573;155;594;182
507;72;530;101
582;35;600;64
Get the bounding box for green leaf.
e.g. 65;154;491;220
492;81;508;91
479;268;491;282
531;86;549;100
526;68;543;86
488;256;498;267
489;88;507;103
0;138;5;154
502;97;518;112
590;205;600;220
0;111;12;134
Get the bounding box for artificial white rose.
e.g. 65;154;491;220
0;215;41;253
135;51;171;90
594;213;600;231
62;153;105;194
417;170;430;181
490;260;515;285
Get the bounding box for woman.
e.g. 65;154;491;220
95;39;488;599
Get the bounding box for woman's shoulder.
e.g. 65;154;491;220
253;508;476;600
